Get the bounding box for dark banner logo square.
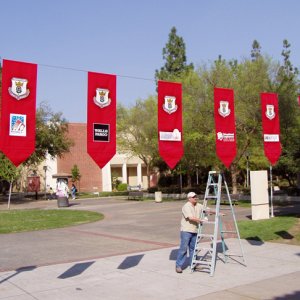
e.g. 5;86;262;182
93;123;110;142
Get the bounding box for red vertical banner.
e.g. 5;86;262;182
298;95;300;107
0;59;37;166
261;92;281;165
87;72;116;168
214;87;237;168
158;80;184;169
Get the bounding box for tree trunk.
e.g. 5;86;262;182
187;173;192;188
230;164;239;195
146;164;151;190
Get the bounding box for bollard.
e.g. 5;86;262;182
155;191;162;203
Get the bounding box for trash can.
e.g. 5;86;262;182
57;197;69;207
155;191;162;203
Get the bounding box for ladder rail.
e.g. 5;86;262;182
208;173;222;276
223;177;246;265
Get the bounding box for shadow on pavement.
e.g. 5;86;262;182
273;290;300;300
58;261;95;279
117;254;144;270
0;266;36;284
245;238;264;246
169;249;178;261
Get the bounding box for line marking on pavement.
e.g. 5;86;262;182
66;228;176;247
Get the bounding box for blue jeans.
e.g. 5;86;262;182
176;231;197;268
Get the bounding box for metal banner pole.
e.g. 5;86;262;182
7;179;13;210
270;165;274;218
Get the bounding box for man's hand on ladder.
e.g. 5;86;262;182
188;217;209;224
205;208;225;217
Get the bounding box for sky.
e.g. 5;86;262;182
1;0;299;122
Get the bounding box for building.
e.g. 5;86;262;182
44;123;152;193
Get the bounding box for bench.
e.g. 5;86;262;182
128;185;142;191
128;191;143;200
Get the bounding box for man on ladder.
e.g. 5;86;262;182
190;171;245;276
175;191;219;274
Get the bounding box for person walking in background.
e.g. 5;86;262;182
175;192;203;273
71;183;77;200
48;187;55;200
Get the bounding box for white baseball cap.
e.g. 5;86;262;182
187;192;197;198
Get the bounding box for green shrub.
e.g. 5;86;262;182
117;183;128;191
148;186;158;193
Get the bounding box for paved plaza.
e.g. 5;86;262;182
0;198;299;299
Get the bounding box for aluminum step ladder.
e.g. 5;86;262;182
190;171;246;276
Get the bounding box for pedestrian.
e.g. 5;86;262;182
71;183;77;200
48;187;55;200
175;192;204;273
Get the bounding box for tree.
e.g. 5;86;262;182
180;52;273;193
271;40;300;185
117;97;160;188
180;68;218;187
155;26;193;82
26;102;73;166
71;164;81;187
0;153;22;207
251;40;262;61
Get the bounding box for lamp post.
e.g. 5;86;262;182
178;164;183;194
43;165;47;200
245;152;250;188
195;164;199;185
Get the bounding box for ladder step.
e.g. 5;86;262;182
205;196;218;199
195;247;213;252
208;183;218;186
199;234;214;238
221;230;237;234
192;260;212;266
203;221;216;225
224;253;244;257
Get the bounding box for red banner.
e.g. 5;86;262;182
298;95;300;107
158;80;184;169
214;87;237;168
0;59;37;166
261;92;281;165
87;72;116;168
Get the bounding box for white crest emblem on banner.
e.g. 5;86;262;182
218;100;231;117
8;77;30;100
94;88;111;108
163;96;178;114
266;104;275;120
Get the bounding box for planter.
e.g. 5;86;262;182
57;196;69;207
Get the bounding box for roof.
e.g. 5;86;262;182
52;173;72;179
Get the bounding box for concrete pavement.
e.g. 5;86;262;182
0;198;299;299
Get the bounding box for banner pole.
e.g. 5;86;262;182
269;165;274;218
7;179;13;210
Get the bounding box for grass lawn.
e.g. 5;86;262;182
238;216;300;245
0;209;104;234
